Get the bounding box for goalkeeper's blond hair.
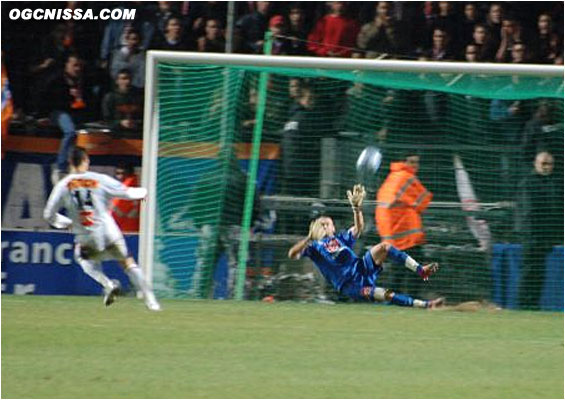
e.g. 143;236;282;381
309;217;327;241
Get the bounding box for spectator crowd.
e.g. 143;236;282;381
1;1;563;182
2;1;562;137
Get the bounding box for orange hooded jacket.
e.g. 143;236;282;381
2;61;13;157
376;162;432;250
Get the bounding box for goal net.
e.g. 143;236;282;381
141;52;563;310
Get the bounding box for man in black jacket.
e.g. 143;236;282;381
235;2;271;53
281;86;319;198
102;69;143;138
515;151;563;309
42;53;92;184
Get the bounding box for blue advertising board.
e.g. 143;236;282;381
491;244;564;311
1;230;137;295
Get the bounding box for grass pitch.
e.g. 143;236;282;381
2;295;563;399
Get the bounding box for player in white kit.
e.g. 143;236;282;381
44;146;161;311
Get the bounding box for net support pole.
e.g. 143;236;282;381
234;31;273;300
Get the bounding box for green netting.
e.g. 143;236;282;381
229;65;564;100
151;59;563;311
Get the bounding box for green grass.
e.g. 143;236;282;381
2;296;563;399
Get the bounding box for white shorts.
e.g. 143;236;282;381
75;237;129;262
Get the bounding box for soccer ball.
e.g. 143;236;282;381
356;146;382;175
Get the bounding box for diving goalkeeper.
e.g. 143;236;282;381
288;184;444;309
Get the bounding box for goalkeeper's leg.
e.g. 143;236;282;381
370;242;439;281
364;286;444;309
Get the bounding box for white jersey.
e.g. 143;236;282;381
44;171;146;252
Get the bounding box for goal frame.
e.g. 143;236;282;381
140;50;563;292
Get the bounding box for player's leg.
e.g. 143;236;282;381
357;252;443;309
367;286;444;309
108;239;161;311
50;111;77;183
370;242;439;280
75;244;119;306
122;257;161;311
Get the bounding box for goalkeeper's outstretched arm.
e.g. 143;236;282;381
347;184;366;238
351;206;364;239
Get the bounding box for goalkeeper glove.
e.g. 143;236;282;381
347;184;366;209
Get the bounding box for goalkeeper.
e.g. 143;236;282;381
288;184;444;309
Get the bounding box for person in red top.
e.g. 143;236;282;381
375;152;433;297
307;2;360;57
110;162;140;232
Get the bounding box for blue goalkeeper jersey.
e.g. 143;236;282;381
302;229;359;291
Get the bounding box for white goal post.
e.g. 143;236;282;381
140;50;563;290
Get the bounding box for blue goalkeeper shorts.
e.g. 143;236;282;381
340;250;383;301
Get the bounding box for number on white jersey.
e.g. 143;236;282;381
71;188;95;226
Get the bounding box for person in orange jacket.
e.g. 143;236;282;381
376;152;433;296
110;162;140;232
2;57;14;158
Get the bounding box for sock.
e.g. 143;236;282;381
413;299;428;309
125;264;150;297
387;246;421;273
126;265;160;308
390;293;414;307
79;260;114;291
